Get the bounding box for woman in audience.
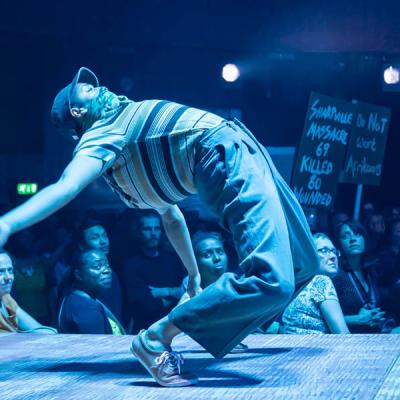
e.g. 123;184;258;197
279;233;349;334
58;249;125;335
0;249;56;333
333;221;394;333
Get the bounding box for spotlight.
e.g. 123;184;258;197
222;63;240;82
383;66;400;85
382;64;400;91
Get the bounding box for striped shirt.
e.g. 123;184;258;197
73;99;224;209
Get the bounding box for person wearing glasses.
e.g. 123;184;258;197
58;249;125;335
280;233;349;334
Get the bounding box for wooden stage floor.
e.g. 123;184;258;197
1;333;400;400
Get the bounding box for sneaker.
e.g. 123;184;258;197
130;330;198;387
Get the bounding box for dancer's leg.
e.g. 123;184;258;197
145;316;181;351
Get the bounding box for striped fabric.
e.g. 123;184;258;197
73;99;224;209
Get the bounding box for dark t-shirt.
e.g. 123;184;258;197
333;268;381;333
58;291;113;334
120;250;185;331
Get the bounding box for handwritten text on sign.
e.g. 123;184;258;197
291;92;354;209
341;102;390;186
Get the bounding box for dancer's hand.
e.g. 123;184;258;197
0;220;11;248
187;273;202;298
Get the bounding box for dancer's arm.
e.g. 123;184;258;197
0;155;103;247
158;205;201;297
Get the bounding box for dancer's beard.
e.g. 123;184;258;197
80;87;128;132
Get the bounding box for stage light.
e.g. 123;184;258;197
222;64;240;82
383;66;400;85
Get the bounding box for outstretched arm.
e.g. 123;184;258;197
158;205;201;297
0;155;104;247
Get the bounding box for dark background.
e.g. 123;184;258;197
1;0;400;211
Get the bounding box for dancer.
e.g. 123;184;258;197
0;67;319;386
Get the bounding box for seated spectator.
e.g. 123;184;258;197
9;229;52;325
58;249;125;335
279;233;349;334
375;217;400;288
180;231;229;298
0;249;56;334
76;219;122;321
360;202;375;226
333;221;395;333
120;210;185;333
179;230;248;352
365;211;386;255
329;209;350;237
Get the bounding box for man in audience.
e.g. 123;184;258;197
179;230;248;352
120;210;185;332
76;219;122;321
58;249;124;335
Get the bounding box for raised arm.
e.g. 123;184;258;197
157;205;201;297
0;155;104;247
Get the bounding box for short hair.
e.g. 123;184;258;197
191;231;224;253
133;210;161;235
71;249;103;276
76;218;105;242
312;232;332;242
138;210;160;223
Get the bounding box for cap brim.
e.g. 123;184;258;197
68;67;99;105
74;67;99;87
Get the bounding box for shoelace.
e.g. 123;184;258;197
155;351;184;375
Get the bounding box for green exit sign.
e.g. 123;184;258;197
17;183;38;195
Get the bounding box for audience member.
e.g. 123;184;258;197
120;210;185;333
279;233;349;334
365;212;386;254
10;229;52;325
329;209;350;237
375;218;400;288
0;249;56;333
333;221;395;333
360;202;375;226
180;231;228;294
76;219;122;321
179;230;248;352
58;249;125;335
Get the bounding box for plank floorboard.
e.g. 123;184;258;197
1;333;399;399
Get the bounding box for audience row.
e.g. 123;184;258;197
1;202;400;339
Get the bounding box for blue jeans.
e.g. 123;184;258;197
169;120;319;358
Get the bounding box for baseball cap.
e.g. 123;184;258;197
51;67;99;138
